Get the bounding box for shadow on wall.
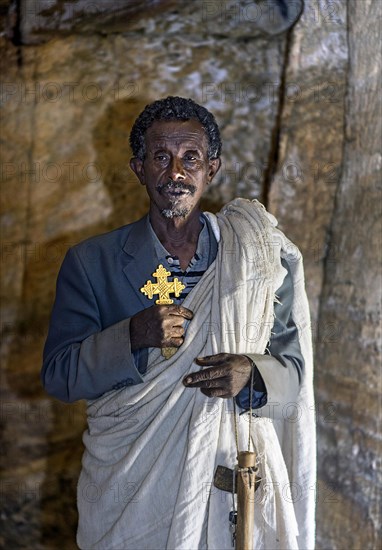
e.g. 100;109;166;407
93;96;150;230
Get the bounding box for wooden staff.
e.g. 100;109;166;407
235;451;257;550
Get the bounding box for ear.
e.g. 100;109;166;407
207;157;221;183
130;157;145;186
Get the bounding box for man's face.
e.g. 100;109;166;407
130;119;220;219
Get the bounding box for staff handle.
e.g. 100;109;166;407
235;451;257;550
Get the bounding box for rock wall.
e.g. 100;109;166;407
314;1;381;547
268;1;381;548
1;1;380;548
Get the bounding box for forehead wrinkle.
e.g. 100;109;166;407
145;119;209;155
149;131;204;142
149;134;206;153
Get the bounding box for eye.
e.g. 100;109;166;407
184;154;197;162
154;154;168;162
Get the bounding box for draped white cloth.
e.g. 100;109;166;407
77;199;316;549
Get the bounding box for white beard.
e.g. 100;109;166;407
161;206;190;218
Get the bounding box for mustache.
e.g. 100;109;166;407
156;179;197;195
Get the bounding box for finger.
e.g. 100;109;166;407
200;388;232;398
167;305;194;320
183;366;228;386
165;325;184;337
184;377;229;389
163;316;186;330
194;354;229;366
164;336;183;348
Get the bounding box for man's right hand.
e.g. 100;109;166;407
130;305;194;351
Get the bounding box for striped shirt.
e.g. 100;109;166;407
148;214;212;303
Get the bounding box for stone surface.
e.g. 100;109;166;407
268;0;348;324
0;38;35;328
314;1;382;548
0;0;380;548
20;0;177;43
18;0;303;44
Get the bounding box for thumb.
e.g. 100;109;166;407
195;355;219;365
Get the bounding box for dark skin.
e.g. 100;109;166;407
129;119;252;398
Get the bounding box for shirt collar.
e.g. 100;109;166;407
148;215;209;264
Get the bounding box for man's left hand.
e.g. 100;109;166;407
182;353;252;398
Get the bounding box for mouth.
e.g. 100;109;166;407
157;181;197;198
163;187;191;198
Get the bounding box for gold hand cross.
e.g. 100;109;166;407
140;264;185;304
140;264;186;359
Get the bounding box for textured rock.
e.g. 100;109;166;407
314;1;382;548
268;0;348;323
18;0;303;44
268;2;381;548
0;39;35;327
19;0;177;43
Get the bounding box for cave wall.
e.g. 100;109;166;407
314;1;381;547
1;1;380;548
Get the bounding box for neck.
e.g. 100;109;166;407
149;206;203;249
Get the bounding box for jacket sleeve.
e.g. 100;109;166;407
41;247;143;403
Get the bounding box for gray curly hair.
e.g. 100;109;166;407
129;96;222;160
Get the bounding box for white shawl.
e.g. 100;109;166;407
77;199;316;549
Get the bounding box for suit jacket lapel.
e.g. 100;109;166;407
122;213;219;310
122;215;161;309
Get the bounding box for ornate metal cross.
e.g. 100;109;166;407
140;264;186;359
140;264;185;305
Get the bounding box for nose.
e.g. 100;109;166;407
169;157;185;181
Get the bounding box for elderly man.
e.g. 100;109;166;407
42;97;315;549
